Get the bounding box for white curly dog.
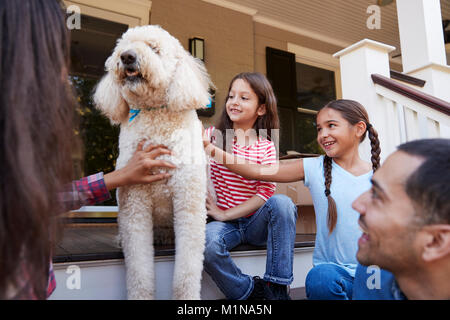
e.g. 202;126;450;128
93;25;212;300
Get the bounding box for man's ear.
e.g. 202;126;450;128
420;225;450;262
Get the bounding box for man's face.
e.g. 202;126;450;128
352;151;424;271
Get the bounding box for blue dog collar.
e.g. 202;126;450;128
128;105;168;122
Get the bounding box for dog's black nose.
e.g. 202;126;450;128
121;50;137;65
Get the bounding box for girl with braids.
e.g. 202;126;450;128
203;99;381;300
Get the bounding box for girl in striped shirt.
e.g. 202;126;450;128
203;72;297;300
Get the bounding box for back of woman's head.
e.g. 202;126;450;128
215;72;279;149
0;0;76;299
318;99;381;234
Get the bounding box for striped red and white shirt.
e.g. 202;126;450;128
206;127;277;217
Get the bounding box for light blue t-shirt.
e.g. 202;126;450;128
303;156;373;277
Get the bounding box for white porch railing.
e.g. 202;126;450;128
371;74;450;149
333;39;450;162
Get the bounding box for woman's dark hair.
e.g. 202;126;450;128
214;72;280;150
0;0;77;299
318;99;381;234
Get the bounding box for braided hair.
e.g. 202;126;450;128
320;100;381;234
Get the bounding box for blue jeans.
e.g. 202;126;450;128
305;263;354;300
203;194;298;300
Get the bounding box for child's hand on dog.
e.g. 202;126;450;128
104;140;176;190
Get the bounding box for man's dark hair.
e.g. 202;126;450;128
397;139;450;225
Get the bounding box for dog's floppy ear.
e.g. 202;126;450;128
93;58;129;125
167;51;213;112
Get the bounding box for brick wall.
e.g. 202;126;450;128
150;0;254;127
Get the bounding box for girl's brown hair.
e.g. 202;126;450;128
214;72;280;150
319;99;381;234
0;0;77;299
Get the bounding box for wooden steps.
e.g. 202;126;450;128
51;224;314;300
51;204;316;299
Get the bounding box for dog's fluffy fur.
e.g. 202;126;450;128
93;25;212;300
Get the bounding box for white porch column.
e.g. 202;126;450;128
397;0;446;72
397;0;450;102
333;39;395;163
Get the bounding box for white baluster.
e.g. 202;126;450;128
417;114;428;139
395;102;407;143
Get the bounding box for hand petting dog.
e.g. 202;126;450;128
104;141;176;191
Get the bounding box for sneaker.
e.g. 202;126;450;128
246;276;267;300
265;282;292;300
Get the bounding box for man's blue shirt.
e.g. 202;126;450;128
352;264;407;300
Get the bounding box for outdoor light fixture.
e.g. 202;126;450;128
189;37;205;61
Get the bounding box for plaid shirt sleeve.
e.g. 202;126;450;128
58;172;111;212
46;262;56;299
44;173;111;299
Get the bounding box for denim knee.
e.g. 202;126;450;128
305;264;354;300
204;238;221;263
266;194;298;222
204;224;224;264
